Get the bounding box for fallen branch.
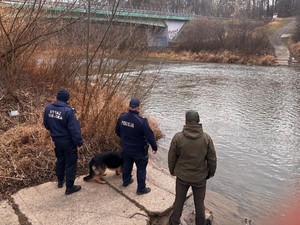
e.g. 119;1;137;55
0;175;28;181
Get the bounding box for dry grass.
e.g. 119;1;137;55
0;124;55;198
257;54;277;65
0;42;162;200
290;41;300;61
267;18;288;35
0;84;164;200
149;50;276;66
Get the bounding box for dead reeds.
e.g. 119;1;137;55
0;83;164;200
0;0;164;201
149;50;276;65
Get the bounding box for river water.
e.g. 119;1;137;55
141;61;300;224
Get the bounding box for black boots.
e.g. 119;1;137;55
65;185;81;195
122;178;134;187
136;187;151;195
57;180;65;188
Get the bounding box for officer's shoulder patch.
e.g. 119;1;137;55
71;107;79;118
66;106;77;113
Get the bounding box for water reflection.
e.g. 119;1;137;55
143;62;300;223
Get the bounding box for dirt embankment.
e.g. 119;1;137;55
269;17;296;46
268;17;299;63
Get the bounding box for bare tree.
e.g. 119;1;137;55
78;0;158;122
0;0;83;97
277;0;299;17
174;18;272;55
0;0;160;147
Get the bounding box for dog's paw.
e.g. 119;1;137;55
94;177;107;184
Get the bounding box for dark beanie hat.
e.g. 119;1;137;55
57;89;70;102
129;98;140;108
186;110;200;123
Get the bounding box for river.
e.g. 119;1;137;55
141;61;300;224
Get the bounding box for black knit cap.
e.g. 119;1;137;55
56;89;70;102
185;110;200;123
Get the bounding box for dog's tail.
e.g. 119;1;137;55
83;159;95;181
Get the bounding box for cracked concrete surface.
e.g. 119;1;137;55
0;160;195;225
2;158;245;225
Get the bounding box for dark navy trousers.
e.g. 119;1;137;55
121;150;148;192
54;140;78;189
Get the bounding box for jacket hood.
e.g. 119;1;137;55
182;124;203;139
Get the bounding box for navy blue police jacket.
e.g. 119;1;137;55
115;110;157;152
43;100;83;147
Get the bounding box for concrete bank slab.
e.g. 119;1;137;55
6;161;209;225
103;160;190;216
12;178;148;225
0;200;20;225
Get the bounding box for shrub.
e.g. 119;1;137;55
292;16;300;42
174;18;273;56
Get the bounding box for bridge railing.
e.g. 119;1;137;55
116;7;197;18
2;0;201;19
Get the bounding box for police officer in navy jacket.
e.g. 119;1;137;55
43;89;83;195
115;98;157;195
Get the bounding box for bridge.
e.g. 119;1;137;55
3;0;198;47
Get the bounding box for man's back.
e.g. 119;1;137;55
168;123;216;182
44;100;82;146
44;101;70;136
43;88;82;195
116;110;157;152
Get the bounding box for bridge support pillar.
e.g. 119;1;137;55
146;20;187;48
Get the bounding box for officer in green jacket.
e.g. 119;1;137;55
168;110;217;225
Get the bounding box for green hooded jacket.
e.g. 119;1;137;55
168;123;217;182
